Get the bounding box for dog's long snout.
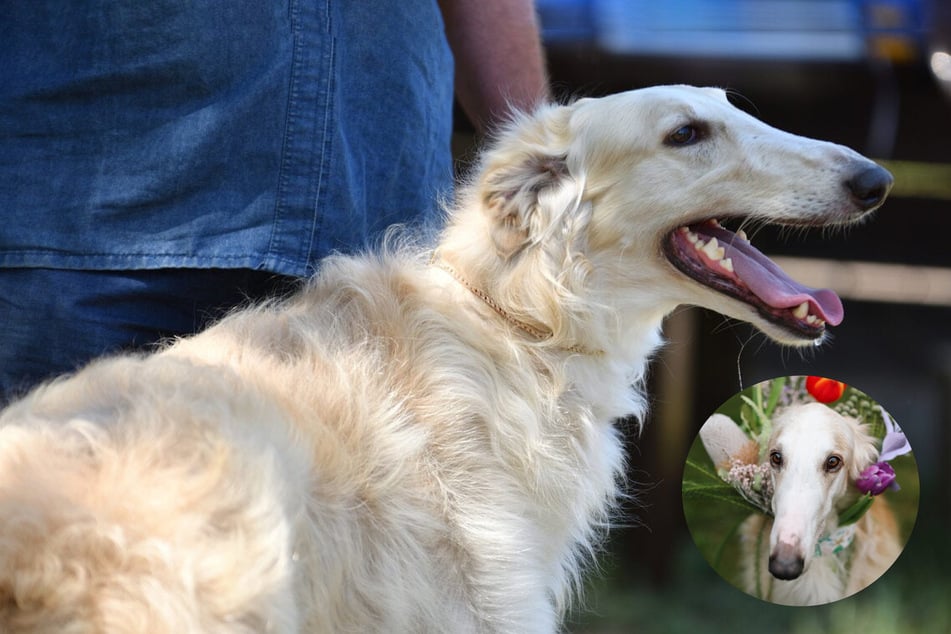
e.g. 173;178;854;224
768;543;805;580
844;163;893;211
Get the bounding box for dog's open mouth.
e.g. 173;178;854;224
663;219;843;339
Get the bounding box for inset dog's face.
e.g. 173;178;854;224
765;403;878;580
477;85;892;346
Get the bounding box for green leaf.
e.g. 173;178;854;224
764;376;785;418
838;493;874;525
739;395;766;436
683;459;764;514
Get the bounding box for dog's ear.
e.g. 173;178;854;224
849;417;882;480
482;152;575;258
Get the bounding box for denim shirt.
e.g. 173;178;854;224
0;0;454;278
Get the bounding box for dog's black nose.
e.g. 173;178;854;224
768;552;805;580
845;163;893;211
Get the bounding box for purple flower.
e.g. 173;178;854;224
879;408;912;462
856;462;898;495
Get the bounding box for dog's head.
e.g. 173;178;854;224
444;85;891;349
765;403;879;581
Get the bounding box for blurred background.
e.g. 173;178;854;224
459;1;951;631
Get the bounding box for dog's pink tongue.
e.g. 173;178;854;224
695;223;844;325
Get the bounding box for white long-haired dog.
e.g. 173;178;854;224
0;86;891;632
739;404;902;606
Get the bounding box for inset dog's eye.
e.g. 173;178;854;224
769;450;783;468
825;455;843;472
666;124;703;146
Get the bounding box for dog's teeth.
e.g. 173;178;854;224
736;229;748;241
700;237;725;261
793;302;810;320
719;258;734;273
679;226;701;244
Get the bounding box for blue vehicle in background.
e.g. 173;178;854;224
538;0;926;59
535;0;949;162
537;0;948;96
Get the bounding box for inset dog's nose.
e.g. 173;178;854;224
768;543;805;580
768;553;804;580
845;163;893;211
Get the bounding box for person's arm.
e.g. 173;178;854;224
438;0;551;133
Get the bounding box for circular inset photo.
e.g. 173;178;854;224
682;376;919;606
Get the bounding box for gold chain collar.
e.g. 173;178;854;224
430;253;601;356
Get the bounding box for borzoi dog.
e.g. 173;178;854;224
0;86;891;632
740;403;902;606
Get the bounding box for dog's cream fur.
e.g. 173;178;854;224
0;86;890;632
741;403;902;606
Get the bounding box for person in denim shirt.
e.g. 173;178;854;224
0;0;549;400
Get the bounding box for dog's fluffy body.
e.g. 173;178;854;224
0;252;630;633
0;86;890;632
741;403;902;606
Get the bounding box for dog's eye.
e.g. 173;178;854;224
665;124;703;146
769;450;783;468
825;455;843;472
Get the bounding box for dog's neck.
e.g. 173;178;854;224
430;251;604;357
